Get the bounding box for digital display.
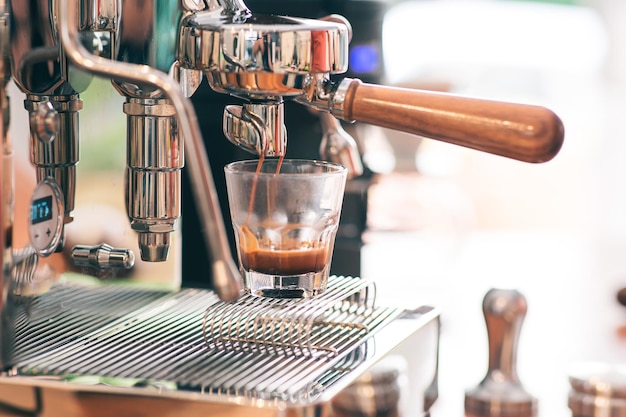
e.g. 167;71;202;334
31;195;53;225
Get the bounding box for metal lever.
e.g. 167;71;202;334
465;288;537;417
301;78;564;164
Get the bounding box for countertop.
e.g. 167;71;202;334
363;228;626;417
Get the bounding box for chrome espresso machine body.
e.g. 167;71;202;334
0;1;564;416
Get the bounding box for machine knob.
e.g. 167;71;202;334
465;288;537;417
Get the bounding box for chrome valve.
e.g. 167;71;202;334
71;243;135;270
124;98;183;262
25;94;82;223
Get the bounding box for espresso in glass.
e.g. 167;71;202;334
225;158;347;298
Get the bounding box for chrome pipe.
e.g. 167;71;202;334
124;98;182;262
58;0;241;301
0;0;12;370
25;94;82;221
0;86;9;371
79;0;119;31
108;1;183;262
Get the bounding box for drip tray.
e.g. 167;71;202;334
1;276;439;413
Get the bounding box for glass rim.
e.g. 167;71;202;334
224;159;347;177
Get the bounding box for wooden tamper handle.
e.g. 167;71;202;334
341;80;564;163
465;288;537;417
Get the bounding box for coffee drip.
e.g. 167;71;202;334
237;152;334;279
238;224;331;276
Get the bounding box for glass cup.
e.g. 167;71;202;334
224;159;347;298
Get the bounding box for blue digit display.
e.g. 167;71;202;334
31;195;53;225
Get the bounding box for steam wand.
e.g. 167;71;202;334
58;0;242;302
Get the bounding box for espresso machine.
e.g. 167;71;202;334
181;0;390;287
0;1;564;416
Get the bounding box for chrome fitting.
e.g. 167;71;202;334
296;76;354;121
71;243;135;270
25;94;82;218
78;0;119;31
129;218;178;234
124;98;183;262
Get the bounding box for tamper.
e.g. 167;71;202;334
465;288;537;417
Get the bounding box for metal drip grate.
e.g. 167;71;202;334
11;284;170;364
9;276;406;405
203;277;379;358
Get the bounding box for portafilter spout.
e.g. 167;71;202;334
58;0;242;302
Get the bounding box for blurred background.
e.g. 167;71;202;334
361;0;626;416
8;0;626;415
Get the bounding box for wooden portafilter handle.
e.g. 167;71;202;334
340;80;564;163
465;289;537;417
